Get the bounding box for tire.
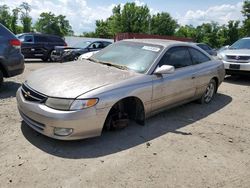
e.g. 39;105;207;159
41;57;48;62
198;79;216;104
49;50;56;62
0;69;3;86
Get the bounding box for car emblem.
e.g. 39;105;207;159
24;91;31;98
235;56;240;60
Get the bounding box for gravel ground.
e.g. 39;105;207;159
0;61;250;188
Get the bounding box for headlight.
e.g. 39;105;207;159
70;99;98;110
217;53;225;60
45;98;98;111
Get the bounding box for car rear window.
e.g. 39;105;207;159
0;24;16;39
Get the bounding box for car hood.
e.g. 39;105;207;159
26;61;138;98
220;49;250;56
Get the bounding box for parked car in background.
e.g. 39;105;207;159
217;45;229;54
195;43;217;56
0;23;24;85
51;40;112;62
218;37;250;75
78;51;99;60
17;39;224;140
17;33;66;62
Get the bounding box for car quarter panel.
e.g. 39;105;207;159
192;60;225;96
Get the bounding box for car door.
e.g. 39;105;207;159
188;47;213;97
33;35;50;58
19;34;34;58
151;46;196;112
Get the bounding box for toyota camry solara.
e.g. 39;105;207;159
16;39;225;140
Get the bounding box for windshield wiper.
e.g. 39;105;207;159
100;62;129;70
88;58;129;70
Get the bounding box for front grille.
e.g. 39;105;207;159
21;84;47;103
226;55;250;61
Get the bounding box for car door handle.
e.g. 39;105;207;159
192;75;196;79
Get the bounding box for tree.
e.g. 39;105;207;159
118;2;150;33
150;12;178;36
227;20;240;44
0;5;12;29
91;2;150;37
242;0;250;36
20;2;32;32
95;19;113;38
242;0;250;19
175;25;197;39
35;12;73;36
11;8;21;34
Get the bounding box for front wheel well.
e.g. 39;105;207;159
104;97;145;130
212;77;219;93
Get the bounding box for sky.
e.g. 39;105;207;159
0;0;244;34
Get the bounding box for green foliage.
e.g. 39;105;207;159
242;1;250;36
20;2;32;32
175;21;241;48
35;12;73;36
150;12;178;36
84;3;151;38
242;0;250;19
11;8;20;34
0;5;12;29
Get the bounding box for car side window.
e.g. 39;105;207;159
188;47;210;65
35;36;48;43
89;42;103;49
197;44;211;51
159;47;192;69
103;42;111;47
23;35;33;43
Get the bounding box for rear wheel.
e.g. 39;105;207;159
198;79;216;104
41;57;48;62
0;69;3;86
49;50;56;62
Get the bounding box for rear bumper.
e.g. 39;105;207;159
1;54;25;77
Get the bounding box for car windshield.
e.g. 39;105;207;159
73;41;91;48
90;41;163;73
230;39;250;49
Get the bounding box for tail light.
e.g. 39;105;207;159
10;39;21;49
64;42;67;47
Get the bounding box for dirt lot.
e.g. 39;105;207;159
0;61;250;188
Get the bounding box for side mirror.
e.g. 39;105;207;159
154;65;175;75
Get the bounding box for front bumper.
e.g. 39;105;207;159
223;60;250;73
16;88;108;140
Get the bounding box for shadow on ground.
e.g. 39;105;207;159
21;93;232;159
224;75;250;86
0;81;21;99
24;59;55;64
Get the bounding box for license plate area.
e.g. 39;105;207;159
229;64;240;70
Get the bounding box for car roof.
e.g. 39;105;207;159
123;39;186;47
18;32;62;38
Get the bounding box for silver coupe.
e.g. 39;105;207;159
16;39;225;140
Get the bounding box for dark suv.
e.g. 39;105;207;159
0;24;24;85
17;33;66;61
